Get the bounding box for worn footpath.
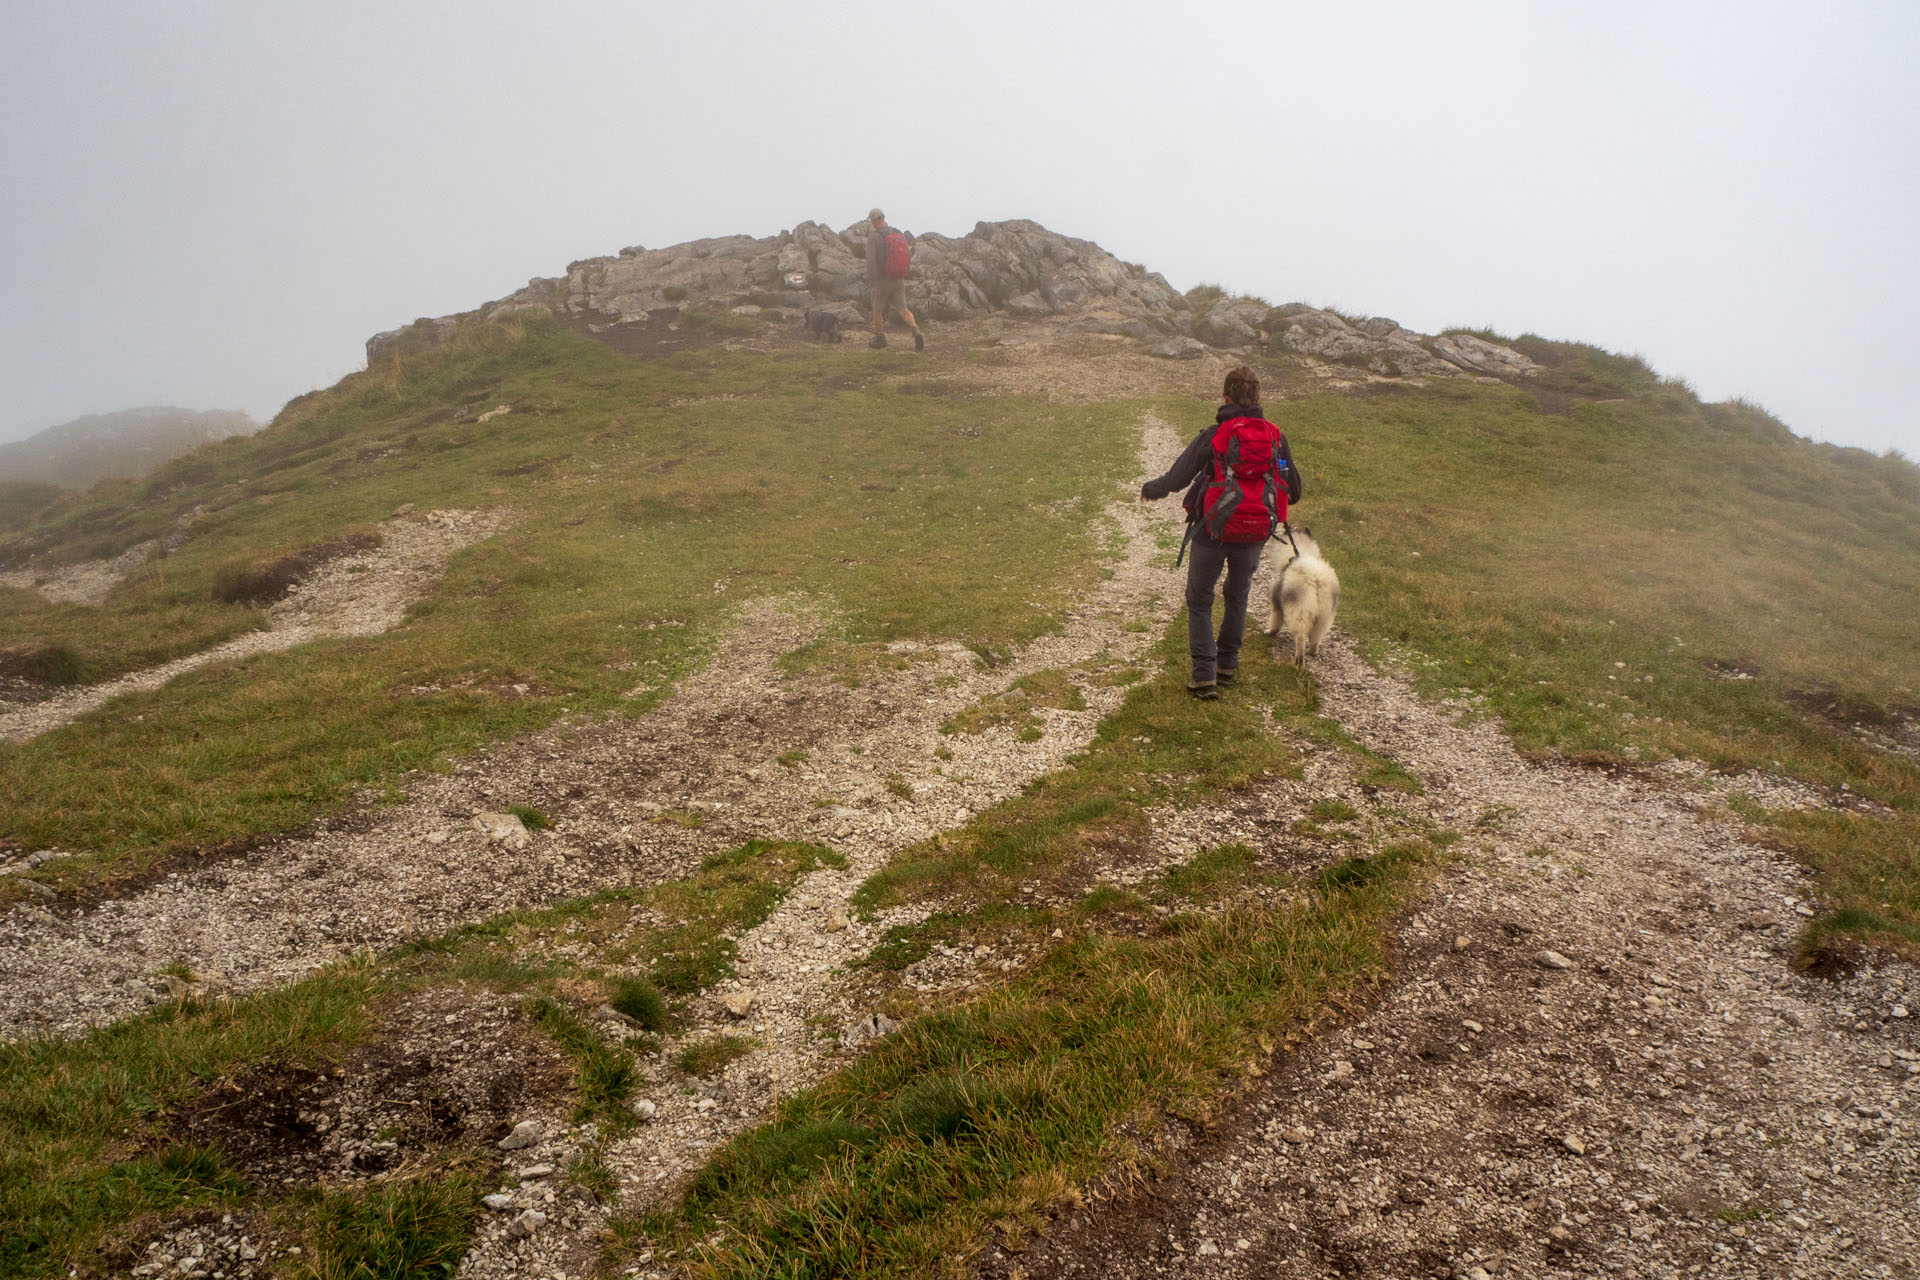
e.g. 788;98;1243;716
0;508;505;745
977;640;1920;1280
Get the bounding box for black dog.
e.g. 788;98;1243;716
803;308;843;343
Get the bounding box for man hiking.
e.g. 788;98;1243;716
1140;365;1302;699
864;208;925;351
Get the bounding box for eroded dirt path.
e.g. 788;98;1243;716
978;639;1920;1280
0;538;158;606
0;509;506;744
0;421;1185;1042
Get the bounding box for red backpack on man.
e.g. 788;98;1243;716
1200;416;1288;542
881;229;911;279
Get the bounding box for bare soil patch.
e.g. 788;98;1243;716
170;986;565;1190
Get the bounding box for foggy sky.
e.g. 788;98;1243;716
3;1;1917;459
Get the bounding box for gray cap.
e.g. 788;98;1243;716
868;207;885;222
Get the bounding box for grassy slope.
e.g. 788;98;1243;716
3;311;1918;1276
0;315;1139;896
1262;354;1919;955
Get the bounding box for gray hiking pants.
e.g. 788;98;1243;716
1185;533;1266;685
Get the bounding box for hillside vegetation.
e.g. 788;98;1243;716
0;315;1138;894
1;301;1916;1277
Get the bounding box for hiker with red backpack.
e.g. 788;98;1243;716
1140;365;1302;699
864;208;925;351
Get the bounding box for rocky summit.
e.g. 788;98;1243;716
367;217;1536;380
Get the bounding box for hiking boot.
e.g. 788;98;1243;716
913;328;925;352
869;334;887;349
1216;666;1238;686
1187;682;1219;701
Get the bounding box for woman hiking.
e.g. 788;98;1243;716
1139;365;1302;699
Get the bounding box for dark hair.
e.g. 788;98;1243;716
1222;365;1261;407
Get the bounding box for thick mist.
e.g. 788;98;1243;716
2;1;1915;457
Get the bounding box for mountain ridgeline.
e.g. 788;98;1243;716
0;406;258;492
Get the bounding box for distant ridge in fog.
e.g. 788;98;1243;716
0;407;259;489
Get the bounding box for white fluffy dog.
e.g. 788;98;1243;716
1263;527;1340;667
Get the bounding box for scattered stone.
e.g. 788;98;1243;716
842;1012;899;1048
515;1163;554;1179
498;1120;541;1151
632;1099;658;1121
1561;1133;1587;1156
470;811;531;849
721;989;758;1018
1894;1005;1911;1019
483;1193;515;1211
1148;337;1209;360
1535;949;1573;970
824;910;850;933
1281;1127;1312;1144
1197;1241;1220;1256
1453;935;1474;951
508;1208;547;1238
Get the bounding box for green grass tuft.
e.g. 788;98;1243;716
675;1035;756;1077
527;997;638;1125
505;804;550;831
608;975;667;1031
292;1166;482;1280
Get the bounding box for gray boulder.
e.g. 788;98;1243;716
1277;308;1459;377
1196;297;1273;348
1149;337;1210;360
1430;333;1540;377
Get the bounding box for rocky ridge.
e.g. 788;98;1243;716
367;218;1537;381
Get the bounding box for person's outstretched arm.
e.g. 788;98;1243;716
1140;428;1213;500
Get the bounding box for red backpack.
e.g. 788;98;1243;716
1200;416;1288;542
881;229;911;279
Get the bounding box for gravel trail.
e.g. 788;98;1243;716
978;638;1920;1280
0;419;1185;1042
0;538;158;606
0;509;505;744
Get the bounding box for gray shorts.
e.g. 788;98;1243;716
870;276;907;312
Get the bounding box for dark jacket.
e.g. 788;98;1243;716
1140;404;1303;529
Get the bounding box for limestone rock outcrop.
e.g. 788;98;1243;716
365;216;1539;385
1271;306;1538;379
444;218;1186;344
